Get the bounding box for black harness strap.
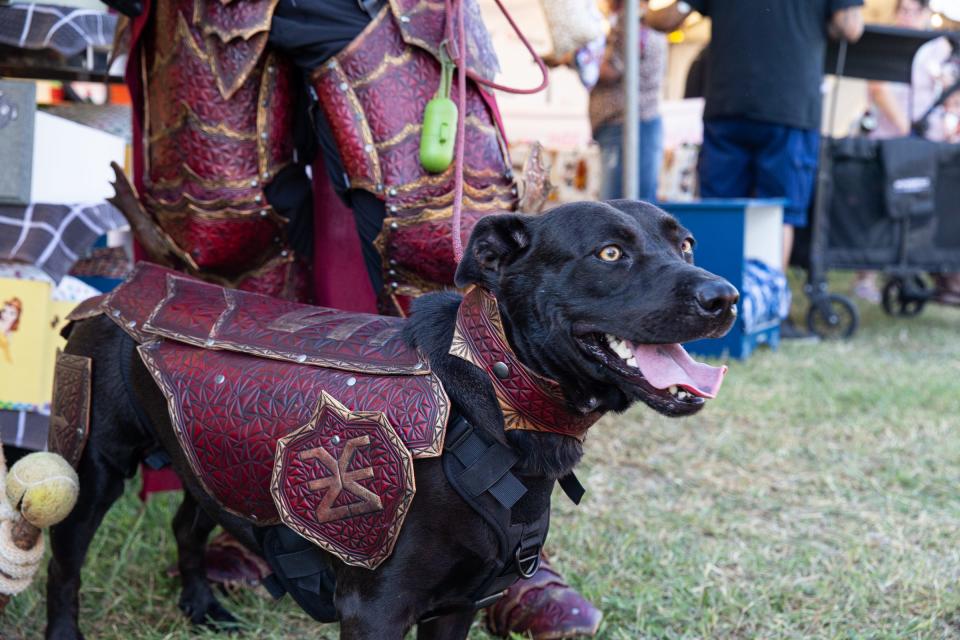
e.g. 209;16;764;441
432;415;552;618
446;418;527;509
257;524;338;623
558;471;585;505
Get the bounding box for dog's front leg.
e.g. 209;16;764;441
338;614;410;640
172;492;237;628
416;611;476;640
336;587;415;640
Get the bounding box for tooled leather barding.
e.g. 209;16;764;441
67;263;448;528
47;351;93;469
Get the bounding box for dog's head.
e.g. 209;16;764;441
455;200;738;418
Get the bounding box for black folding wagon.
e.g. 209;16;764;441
799;25;960;339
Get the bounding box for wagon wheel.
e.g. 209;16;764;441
881;276;928;317
806;293;859;339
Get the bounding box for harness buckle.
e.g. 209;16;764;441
514;545;541;579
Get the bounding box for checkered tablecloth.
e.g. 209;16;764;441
0;202;127;282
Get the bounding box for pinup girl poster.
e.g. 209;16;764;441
0;297;22;364
0;277;57;411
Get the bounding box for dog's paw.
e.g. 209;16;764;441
178;592;239;630
44;625;85;640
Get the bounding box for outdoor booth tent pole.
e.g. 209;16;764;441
622;0;641;199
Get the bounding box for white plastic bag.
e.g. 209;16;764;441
540;0;605;58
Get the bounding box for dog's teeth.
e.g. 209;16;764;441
625;356;637;368
605;333;616;345
669;385;678;395
677;390;690;400
611;340;632;359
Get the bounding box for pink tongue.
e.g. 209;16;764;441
629;343;727;399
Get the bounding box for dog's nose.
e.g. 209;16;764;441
694;279;739;316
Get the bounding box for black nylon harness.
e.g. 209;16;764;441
425;414;552;617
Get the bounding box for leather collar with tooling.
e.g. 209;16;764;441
449;286;603;441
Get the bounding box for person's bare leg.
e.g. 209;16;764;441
782;224;794;275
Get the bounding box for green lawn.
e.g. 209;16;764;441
6;283;960;639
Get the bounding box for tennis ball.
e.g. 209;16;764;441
6;452;79;528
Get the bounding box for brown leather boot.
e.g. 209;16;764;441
485;554;602;639
169;532;271;590
933;273;960;305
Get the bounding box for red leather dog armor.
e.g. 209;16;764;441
70;264;446;568
313;0;518;312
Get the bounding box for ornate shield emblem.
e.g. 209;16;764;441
271;392;416;569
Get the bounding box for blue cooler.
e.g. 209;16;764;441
658;199;787;360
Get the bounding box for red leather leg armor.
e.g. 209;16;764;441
136;0;308;300
312;4;518;313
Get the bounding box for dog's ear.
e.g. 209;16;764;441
454;213;532;290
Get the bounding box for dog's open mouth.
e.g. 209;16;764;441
576;333;727;415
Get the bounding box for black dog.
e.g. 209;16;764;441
45;200;737;639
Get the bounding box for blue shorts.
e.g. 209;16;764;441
699;117;820;228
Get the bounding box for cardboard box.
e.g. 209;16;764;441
0;80;36;206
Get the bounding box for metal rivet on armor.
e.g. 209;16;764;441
413;362;424;370
262;100;269;108
389;259;398;266
274;236;280;243
262;171;270;179
327;61;336;70
346;377;357;387
391;281;399;290
492;361;510;379
250;179;259;187
296;354;307;363
375;183;384;192
76;427;84;436
511;187;518;196
111;309;121;317
400;14;411;22
388;187;398;197
260;132;268;140
267;66;275;74
126;320;136;329
260;209;268;217
250;513;258;521
255;195;263;203
389;205;398;213
215;374;225;384
331;435;341;445
281;250;289;257
571;608;580;616
364;143;373;152
205;338;215;347
390;221;399;231
388;269;396;277
339;82;348;91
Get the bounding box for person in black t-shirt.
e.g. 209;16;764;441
646;0;864;339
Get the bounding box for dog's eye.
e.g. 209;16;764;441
681;239;693;254
597;245;623;262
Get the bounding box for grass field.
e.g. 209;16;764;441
5;282;960;639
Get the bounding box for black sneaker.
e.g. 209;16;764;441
780;319;819;342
